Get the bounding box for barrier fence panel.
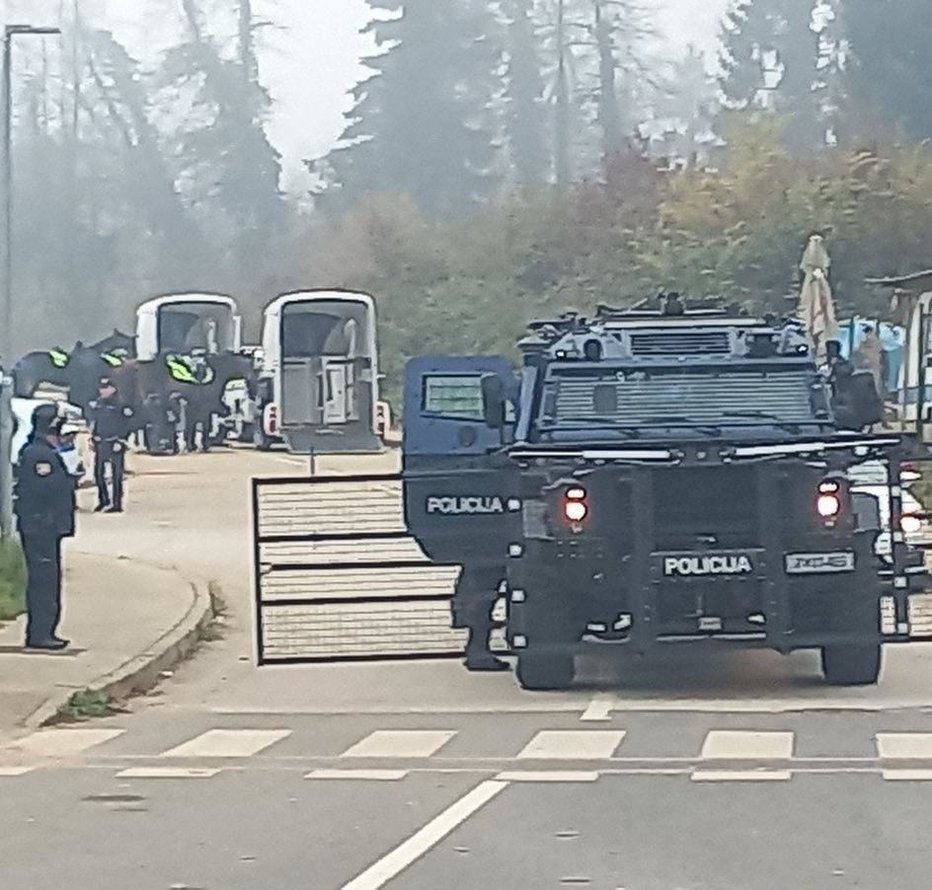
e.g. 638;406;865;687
253;473;468;664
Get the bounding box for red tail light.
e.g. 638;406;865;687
564;486;588;523
817;479;841;520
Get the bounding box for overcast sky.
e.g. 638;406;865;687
265;0;733;183
6;0;733;186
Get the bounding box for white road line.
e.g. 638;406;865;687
700;731;794;760
117;767;222;779
580;694;616;722
306;770;408;781
159;729;292;758
517;730;626;760
10;728;125;757
495;771;600;783
0;766;34;776
876;733;932;759
340;780;508;890
882;770;932;782
691;770;793;783
340;730;456;759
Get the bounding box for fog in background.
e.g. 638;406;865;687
3;0;728;189
2;0;928;395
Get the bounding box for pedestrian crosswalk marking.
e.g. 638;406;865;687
876;733;932;759
517;730;626;760
882;770;932;781
159;729;292;758
117;767;222;779
701;731;794;760
691;770;793;783
23;723;932;771
495;771;600;783
340;730;457;759
307;769;408;781
10;728;125;758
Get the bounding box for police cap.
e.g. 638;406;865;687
32;403;60;437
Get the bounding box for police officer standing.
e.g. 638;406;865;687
15;405;76;651
88;377;133;513
456;568;509;672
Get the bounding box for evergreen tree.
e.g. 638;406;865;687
158;0;283;278
325;0;501;215
843;0;932;142
645;46;723;170
719;0;833;151
501;0;549;183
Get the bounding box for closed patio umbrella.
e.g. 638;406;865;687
797;234;839;360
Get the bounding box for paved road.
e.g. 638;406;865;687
7;445;932;889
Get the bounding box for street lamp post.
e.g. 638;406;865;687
0;24;61;539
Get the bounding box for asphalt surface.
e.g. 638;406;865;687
6;445;932;889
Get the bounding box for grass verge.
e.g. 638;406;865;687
199;580;227;642
0;537;26;622
60;689;122;721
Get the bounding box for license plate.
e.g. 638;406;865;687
784;552;856;575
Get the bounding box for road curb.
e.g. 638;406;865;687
27;578;214;729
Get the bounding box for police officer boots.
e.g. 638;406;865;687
26;637;70;651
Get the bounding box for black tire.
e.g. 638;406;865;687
821;644;882;686
239;422;255;444
516;653;575;691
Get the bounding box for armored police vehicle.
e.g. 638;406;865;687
402;300;932;690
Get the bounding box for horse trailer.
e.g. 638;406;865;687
136;293;242;361
254;290;381;453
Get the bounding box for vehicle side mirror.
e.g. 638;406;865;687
481;373;507;429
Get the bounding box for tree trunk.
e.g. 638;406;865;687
554;0;571;185
594;0;622;161
239;0;258;87
504;0;547;183
180;0;205;45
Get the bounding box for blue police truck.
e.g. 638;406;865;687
402;299;932;690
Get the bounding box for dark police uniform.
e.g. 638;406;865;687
455;567;508;672
15;409;75;649
89;385;133;512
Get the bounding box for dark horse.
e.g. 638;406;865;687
14;330;136;412
111;352;256;454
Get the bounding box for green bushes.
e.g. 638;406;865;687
302;118;932;407
0;537;27;622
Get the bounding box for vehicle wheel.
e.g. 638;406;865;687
515;653;575;691
821;644;882;686
239;422;255;444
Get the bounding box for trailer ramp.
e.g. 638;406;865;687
253;473;468;664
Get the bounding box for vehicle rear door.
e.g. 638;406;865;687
403;356;517;581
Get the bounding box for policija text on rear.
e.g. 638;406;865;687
402;297;932;690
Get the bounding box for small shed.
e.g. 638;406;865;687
865;270;932;426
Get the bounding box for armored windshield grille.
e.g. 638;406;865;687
555;371;815;423
629;330;730;356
